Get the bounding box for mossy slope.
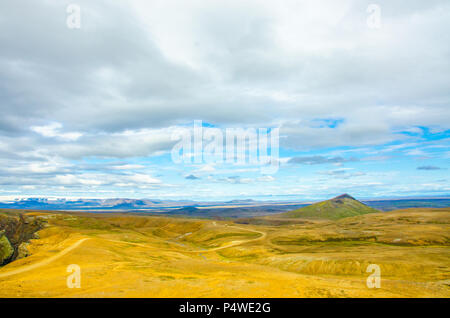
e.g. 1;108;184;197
0;232;14;264
280;194;379;220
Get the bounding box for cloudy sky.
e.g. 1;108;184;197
0;0;449;201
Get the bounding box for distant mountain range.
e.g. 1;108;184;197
0;197;269;211
0;196;449;219
0;198;187;210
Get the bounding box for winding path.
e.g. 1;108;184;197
0;224;266;278
0;238;90;279
184;225;267;253
105;225;267;253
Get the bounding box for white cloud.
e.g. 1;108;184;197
31;122;82;141
54;174;104;186
0;1;449;200
257;175;275;182
126;174;161;184
111;164;145;170
20;185;36;190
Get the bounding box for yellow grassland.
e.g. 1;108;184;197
0;208;448;297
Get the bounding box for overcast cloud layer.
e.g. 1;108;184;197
0;0;449;201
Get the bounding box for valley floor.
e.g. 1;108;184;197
0;208;449;297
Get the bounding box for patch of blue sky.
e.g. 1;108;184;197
395;126;450;141
312;118;345;128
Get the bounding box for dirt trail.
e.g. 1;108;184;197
0;238;90;279
185;225;267;253
104;225;267;254
0;224;266;278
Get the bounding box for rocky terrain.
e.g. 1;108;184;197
0;212;45;265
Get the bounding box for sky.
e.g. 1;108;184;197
0;0;449;201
